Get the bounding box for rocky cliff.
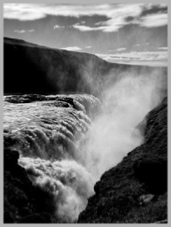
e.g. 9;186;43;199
78;97;167;223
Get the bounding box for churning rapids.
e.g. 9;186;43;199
4;73;166;222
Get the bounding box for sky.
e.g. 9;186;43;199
3;3;168;66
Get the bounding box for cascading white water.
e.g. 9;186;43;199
4;70;166;222
4;94;100;222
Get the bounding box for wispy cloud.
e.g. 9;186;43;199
158;47;168;50
72;24;100;31
116;48;126;51
134;43;149;47
54;25;65;29
72;4;144;32
4;3;168;33
85;46;92;49
14;30;26;33
3;4;114;20
14;29;34;33
97;50;167;65
61;46;82;51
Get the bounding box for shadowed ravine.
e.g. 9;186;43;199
4;38;167;223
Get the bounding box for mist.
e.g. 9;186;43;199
19;157;95;222
10;67;166;222
77;69;166;180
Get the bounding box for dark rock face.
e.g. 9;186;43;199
4;37;166;96
4;149;58;223
78;97;167;223
133;156;167;194
4;37;111;95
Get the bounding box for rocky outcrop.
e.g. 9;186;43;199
4;148;58;223
78;97;167;223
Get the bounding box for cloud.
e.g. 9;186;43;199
140;13;167;27
73;4;143;32
97;50;167;65
158;47;168;50
116;48;126;51
3;4;114;20
134;43;149;47
4;4;47;21
54;25;65;29
72;24;100;31
14;29;34;33
61;46;82;51
4;3;167;32
85;46;92;49
140;4;167;17
72;5;167;32
14;30;26;33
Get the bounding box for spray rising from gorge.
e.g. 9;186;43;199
77;70;166;179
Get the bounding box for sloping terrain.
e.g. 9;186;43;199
4;37;166;96
78;97;167;223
